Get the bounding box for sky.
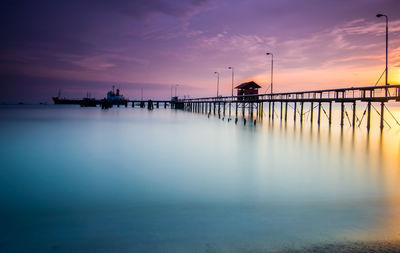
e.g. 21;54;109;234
1;0;400;103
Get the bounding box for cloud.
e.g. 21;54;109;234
91;0;210;20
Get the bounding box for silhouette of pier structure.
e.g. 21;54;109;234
100;99;178;109
179;84;400;130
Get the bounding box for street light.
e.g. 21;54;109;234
228;67;234;97
376;13;389;86
214;72;220;97
175;84;179;97
266;53;274;94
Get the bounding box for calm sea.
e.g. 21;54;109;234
0;105;399;252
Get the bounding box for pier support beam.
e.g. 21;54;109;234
310;102;314;124
380;102;385;130
261;102;264;118
294;102;297;122
256;103;259;117
340;102;344;127
236;102;238;118
272;102;275;120
352;102;356;128
328;102;332;125
367;101;371;131
317;102;321;126
280;102;283;120
300;101;304;123
268;102;271;118
285;102;288;122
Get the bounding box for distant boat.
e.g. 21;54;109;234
52;89;82;105
52;97;82;104
53;86;129;107
105;86;128;105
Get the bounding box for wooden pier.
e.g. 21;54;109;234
98;84;400;130
178;84;400;130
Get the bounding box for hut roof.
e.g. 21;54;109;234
235;81;261;89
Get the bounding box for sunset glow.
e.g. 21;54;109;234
0;0;399;102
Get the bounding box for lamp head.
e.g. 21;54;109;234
266;53;271;55
376;13;384;18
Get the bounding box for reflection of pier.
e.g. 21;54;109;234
180;84;400;130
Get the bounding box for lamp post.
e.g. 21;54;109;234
266;53;274;94
175;84;179;97
228;67;234;97
214;72;220;97
376;13;389;86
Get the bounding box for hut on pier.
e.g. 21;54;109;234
235;81;261;101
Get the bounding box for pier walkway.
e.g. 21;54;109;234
178;84;400;130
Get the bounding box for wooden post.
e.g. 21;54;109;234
280;102;283;120
272;102;275;120
294;102;297;121
380;102;384;130
223;102;226;116
317;102;321;125
229;102;231;117
261;102;264;118
367;101;371;130
268;101;271;118
310;102;313;123
300;101;304;122
352;102;356;128
236;102;238;118
340;102;344;126
285;102;288;122
256;103;259;117
328;102;332;125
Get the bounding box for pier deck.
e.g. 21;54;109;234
178;84;400;130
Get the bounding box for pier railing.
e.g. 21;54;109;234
181;84;400;103
177;84;400;130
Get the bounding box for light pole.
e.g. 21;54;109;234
228;67;234;97
376;13;389;86
214;72;220;97
175;84;179;97
266;53;274;94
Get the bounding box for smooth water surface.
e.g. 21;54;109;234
0;105;399;252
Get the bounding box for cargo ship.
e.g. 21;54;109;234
52;86;128;107
52;90;83;104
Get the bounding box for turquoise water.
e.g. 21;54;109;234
0;105;399;252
